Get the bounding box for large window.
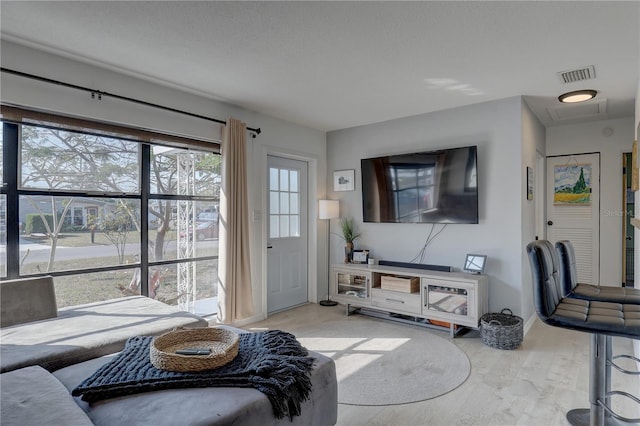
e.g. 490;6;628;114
1;120;220;316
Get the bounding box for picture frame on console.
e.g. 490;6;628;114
464;254;487;274
352;249;369;264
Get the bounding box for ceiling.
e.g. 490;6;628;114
1;1;638;132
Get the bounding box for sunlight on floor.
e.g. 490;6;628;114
335;353;382;381
296;337;367;351
352;337;409;351
296;337;412;381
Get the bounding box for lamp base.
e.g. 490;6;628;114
319;299;338;307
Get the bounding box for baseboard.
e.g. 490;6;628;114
523;312;537;337
212;312;267;328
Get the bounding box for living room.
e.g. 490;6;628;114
1;2;640;425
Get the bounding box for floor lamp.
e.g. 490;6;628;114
318;199;339;307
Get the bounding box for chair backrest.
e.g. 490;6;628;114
1;276;57;327
555;240;578;296
526;240;563;320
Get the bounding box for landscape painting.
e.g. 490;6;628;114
554;163;592;205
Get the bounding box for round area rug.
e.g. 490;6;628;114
296;315;471;406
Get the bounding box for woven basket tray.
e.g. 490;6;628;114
480;308;523;350
150;327;239;372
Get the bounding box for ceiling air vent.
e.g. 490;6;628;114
557;66;596;84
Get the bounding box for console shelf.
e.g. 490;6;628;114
331;263;489;337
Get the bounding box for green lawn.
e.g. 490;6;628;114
52;262;218;308
18;230;216;308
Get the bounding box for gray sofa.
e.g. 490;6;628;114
0;276;338;425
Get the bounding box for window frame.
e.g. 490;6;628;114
1;113;221;306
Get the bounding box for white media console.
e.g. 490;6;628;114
330;263;489;337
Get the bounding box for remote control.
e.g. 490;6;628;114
175;348;211;356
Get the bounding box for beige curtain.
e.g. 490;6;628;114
217;118;254;323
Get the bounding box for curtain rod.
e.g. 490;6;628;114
0;67;261;136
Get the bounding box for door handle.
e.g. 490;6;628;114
547;221;553;226
267;245;273;249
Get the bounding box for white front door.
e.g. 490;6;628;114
546;153;600;284
266;155;308;313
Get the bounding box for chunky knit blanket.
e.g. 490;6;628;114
72;330;315;420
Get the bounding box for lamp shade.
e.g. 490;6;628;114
318;199;339;220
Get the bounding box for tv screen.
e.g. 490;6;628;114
361;145;478;224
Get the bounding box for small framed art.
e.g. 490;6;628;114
526;166;534;201
352;249;369;264
464;254;487;274
334;169;355;192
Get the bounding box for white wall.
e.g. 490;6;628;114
0;41;327;323
546;117;635;286
326;96;530;316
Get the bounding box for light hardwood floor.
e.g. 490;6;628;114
245;303;640;426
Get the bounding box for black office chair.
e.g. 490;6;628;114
527;240;640;426
556;240;640;303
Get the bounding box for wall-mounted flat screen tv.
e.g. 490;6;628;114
361;145;478;224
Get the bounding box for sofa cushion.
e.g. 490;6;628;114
54;342;338;426
1;276;57;327
1;296;208;373
1;365;93;426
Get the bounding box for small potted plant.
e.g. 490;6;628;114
339;217;360;263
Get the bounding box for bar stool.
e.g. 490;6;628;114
555;240;640;304
526;240;640;426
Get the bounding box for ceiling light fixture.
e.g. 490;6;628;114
558;89;597;103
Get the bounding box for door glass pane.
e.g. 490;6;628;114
269;192;279;214
290;193;299;214
290;170;298;192
269;168;279;191
279;216;290;238
268;165;303;240
20;125;140;193
290;215;299;237
280;169;289;192
280;193;289;214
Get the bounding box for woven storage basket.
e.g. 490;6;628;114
150;327;239;372
480;308;523;350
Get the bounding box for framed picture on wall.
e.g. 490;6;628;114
526;166;534;201
334;169;355;192
553;163;592;205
